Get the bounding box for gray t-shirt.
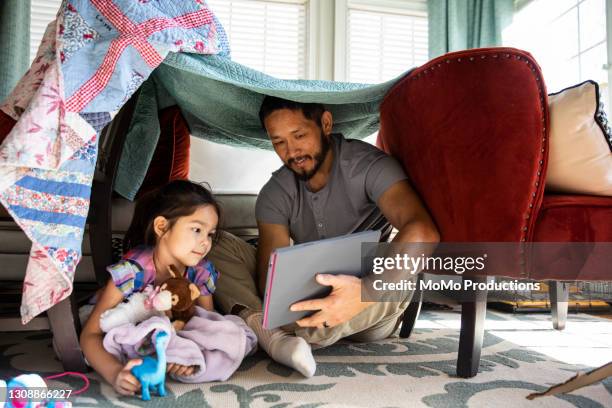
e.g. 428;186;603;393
255;133;408;244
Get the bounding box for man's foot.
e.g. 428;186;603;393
241;310;316;377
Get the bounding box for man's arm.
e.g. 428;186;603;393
291;179;439;328
255;222;291;297
378;179;439;244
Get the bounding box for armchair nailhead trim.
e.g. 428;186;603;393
404;50;548;272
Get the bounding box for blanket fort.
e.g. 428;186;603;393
0;0;230;323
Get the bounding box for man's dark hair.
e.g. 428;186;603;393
258;96;326;129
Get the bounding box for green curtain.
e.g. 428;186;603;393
0;0;31;103
428;0;514;59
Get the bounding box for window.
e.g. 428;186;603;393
30;0;62;63
207;0;308;80
338;0;429;83
190;138;282;193
503;0;609;110
334;0;428;146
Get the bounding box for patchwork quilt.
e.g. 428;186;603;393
0;0;229;323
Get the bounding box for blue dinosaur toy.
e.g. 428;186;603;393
131;330;170;401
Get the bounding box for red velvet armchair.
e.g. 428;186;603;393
378;47;612;378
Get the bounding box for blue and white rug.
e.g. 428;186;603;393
1;309;610;407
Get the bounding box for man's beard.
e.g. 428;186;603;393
286;131;331;181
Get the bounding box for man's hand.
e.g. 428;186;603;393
290;274;373;328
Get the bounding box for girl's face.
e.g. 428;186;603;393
156;205;218;267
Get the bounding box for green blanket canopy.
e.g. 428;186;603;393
116;52;411;200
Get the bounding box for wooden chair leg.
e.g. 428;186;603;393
549;281;569;330
400;274;423;338
457;276;488;378
47;296;88;372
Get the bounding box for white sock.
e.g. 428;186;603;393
240;309;316;378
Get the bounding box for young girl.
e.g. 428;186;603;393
80;180;222;396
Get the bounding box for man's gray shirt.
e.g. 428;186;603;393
255;133;408;244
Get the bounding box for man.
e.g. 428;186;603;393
207;96;439;377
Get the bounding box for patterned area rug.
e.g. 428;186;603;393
1;309;611;407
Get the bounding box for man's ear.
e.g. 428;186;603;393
189;283;200;301
153;216;169;238
321;111;333;135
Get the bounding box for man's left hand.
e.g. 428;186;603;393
290;274;373;328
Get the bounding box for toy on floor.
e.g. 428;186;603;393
160;267;200;331
0;372;89;408
100;285;172;332
131;330;170;401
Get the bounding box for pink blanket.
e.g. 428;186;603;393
103;307;257;383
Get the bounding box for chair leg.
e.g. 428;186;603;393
549;281;569;330
457;276;488;379
47;296;88;372
399;274;423;338
88;187;113;287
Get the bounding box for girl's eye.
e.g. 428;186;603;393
192;227;201;233
208;232;216;238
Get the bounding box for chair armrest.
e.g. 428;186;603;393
379;47;550;242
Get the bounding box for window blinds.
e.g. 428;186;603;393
207;0;308;79
346;0;428;83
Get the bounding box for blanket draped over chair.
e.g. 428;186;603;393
0;0;230;323
0;0;412;323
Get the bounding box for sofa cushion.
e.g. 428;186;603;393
109;193;258;238
0;193;258;282
546;81;612;196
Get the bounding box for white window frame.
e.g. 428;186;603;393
332;0;428;81
508;0;611;111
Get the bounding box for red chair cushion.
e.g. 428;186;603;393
0;110;16;146
530;194;612;281
137;106;191;197
533;194;612;242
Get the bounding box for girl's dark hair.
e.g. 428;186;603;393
123;180;222;252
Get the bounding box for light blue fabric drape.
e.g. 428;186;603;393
428;0;514;59
115;53;410;200
0;0;31;102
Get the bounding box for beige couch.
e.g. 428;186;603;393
0;193;258;370
0;194;258;283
